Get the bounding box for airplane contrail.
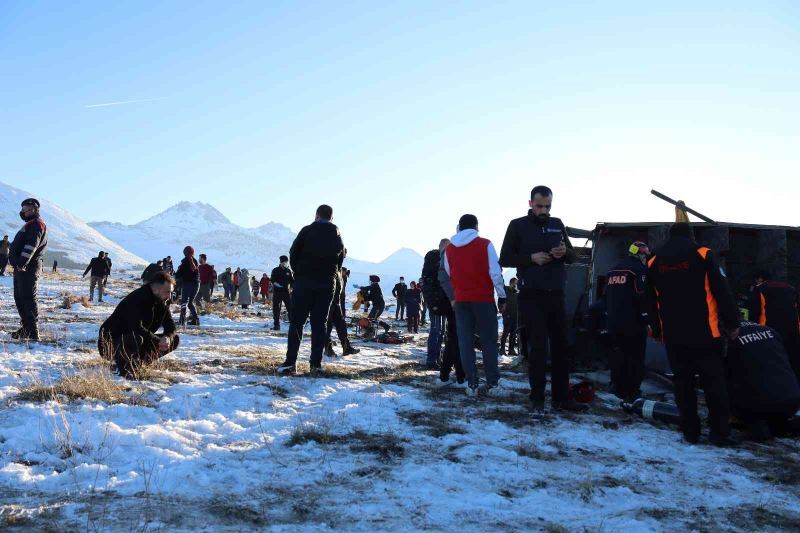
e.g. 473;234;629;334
85;97;168;108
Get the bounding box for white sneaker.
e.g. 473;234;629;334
485;378;511;398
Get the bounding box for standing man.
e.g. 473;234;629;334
324;265;360;357
0;235;10;275
604;241;650;402
648;222;740;446
499;185;586;412
219;267;234;301
431;238;466;384
271;255;294;330
8;198;48;341
393;277;408;320
748;269;800;382
442;214;506;396
277;205;345;374
196;254;216;307
499;277;519;356
103;254;112;288
83;251;110;302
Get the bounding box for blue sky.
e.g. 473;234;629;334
1;1;798;261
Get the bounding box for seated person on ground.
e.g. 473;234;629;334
98;272;180;379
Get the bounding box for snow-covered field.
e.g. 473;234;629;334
1;272;799;531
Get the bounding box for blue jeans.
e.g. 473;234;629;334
181;280;200;319
426;312;443;364
454;302;500;388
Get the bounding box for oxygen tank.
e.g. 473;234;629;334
622;398;681;425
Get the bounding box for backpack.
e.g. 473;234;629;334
421;249;450;314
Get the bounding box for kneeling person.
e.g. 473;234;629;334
98;272;180;378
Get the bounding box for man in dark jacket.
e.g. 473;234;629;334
324;266;360;357
278;205;345;374
748;269;800;382
98;272;179;378
83;251;110;302
9;198;48;341
499;186;585;412
218;267;234;300
393;277;408;320
648;222;740;446
500;278;519;356
363;275;385;319
726;321;800;440
103;254;112;287
431;239;465;383
271;255;294;330
604;241;650;401
0;235;10;275
142;261;164;284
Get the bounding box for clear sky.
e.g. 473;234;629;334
1;1;798;261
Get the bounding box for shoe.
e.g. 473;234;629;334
276;362;296;375
465;384;479;397
308;365;324;376
425;362;441;371
10;328;25;340
342;343;360;356
552;399;589;412
508;348;517;356
324;342;336;358
530;398;545;413
437;375;453;388
178;309;187;326
484;379;510;398
98;298;103;303
271;326;281;331
188;316;199;326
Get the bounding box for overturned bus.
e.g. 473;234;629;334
565;221;800;374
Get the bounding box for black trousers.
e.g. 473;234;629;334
395;298;406;319
13;269;40;333
500;314;517;353
285;280;335;367
519;290;571;402
0;254;8;275
102;332;180;379
609;329;647;400
326;290;349;345
368;300;385;320
273;289;291;327
666;342;730;441
439;309;465;383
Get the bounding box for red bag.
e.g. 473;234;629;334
569;381;595;403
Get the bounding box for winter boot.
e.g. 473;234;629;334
11;327;25;340
188;315;200;326
178;309;187;326
324;341;336;358
342;339;360;356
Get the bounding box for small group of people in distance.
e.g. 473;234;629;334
5;188;799;447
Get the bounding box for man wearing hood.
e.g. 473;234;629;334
270;255;294;330
499;186;586;412
8;198;48;341
442;214;506;396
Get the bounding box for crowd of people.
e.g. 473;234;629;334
4;189;800;446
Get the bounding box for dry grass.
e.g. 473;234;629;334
16;368;151;406
60;294;91;309
286;422;407;462
131;358;191;383
201;301;241;320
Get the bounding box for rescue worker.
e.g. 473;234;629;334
647;222;740;446
498;186;586;412
98;272;179;379
604;241;650;401
393;277;408;320
8;198;48;341
277;204;345;374
748;269;800;382
270;255;294;330
82;251;110;302
726;321;800;441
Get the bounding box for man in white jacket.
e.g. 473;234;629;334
442;214;506;396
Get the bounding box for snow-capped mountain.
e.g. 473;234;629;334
0;181;147;270
345;247;425;285
89;202;295;271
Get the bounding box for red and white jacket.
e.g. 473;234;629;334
443;229;506;303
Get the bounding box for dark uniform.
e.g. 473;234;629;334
726;321;800;439
749;280;800;382
500;284;519;355
392;281;408;320
270;263;294;329
325;268;359;356
9;201;48;340
98;284;179;378
499;210;576;405
280;220;345;371
604;255;649;401
647;226;740;444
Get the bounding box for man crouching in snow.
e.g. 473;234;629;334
98;272;180;379
442;214;507;397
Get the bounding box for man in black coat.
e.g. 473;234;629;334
270;255;294;330
278;204;345;374
83;251;110;302
98;272;179;378
393;277;408;320
9;198;48;341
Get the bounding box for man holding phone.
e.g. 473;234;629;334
499;185;586;412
